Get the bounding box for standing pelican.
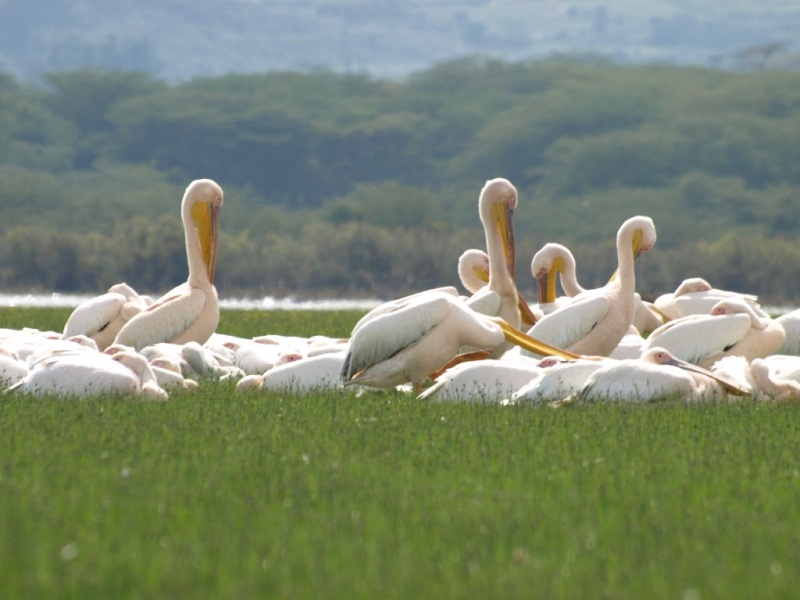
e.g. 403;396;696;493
531;242;663;334
115;179;223;351
522;216;657;357
464;178;538;334
340;290;578;390
642;298;785;369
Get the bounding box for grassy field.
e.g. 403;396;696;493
2;308;800;599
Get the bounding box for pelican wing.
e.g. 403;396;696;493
341;293;453;382
115;287;207;351
62;293;127;338
526;295;610;352
643;314;752;365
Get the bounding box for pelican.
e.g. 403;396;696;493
775;309;800;355
61;283;151;351
522;216;657;357
510;355;609;405
531;242;663;334
237;351;347;394
457;249;491;295
340;290;578;390
653;277;766;321
114;179;223;352
0;348;29;387
463;178;538;334
417;356;543;403
7;349;168;400
642;297;785;369
571;347;747;403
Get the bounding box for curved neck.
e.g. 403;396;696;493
183;201;210;288
615;230;637;294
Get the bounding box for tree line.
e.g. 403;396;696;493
1;57;800;305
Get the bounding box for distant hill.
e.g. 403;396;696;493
1;0;798;83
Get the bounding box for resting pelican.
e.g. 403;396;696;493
0;348;29;387
62;283;151;351
340;290;578;390
653;277;766;321
531;242;663;334
642;297;785;369
522;216;657;357
416;356;543;403
510;355;610;405
7;349;168;400
237;351;347;394
571;347;747;403
115;179;223;351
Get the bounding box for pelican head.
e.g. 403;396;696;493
532;243;572;305
642;346;750;396
183;179;224;284
710;298;769;330
457;249;490;294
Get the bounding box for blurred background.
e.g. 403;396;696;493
0;0;798;304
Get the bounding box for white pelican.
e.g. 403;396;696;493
775;309;800;355
340;290;578;390
115;179;223;351
531;242;663;334
457;249;491;295
7;349;168;400
463;178;538;334
61;283;152;351
571;347;747;404
416;356;543;403
510;355;609;405
642;297;785;369
0;348;29;387
653;277;766;321
148;356;199;391
245;351;347;394
522;216;657;357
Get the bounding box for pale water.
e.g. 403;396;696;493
0;293;382;311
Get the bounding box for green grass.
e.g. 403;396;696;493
2;309;800;599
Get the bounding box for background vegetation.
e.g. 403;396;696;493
1;58;800;304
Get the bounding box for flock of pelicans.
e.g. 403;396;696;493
4;177;800;405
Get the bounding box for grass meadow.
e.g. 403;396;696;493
2;308;800;599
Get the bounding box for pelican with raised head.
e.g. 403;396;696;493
463;178;538;334
523;216;657;357
115;179;223;351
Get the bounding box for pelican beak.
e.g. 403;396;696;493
517;293;538;327
193;201;220;283
473;263;490;286
632;229;648;259
665;355;750;396
492;201;515;279
491;317;581;360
